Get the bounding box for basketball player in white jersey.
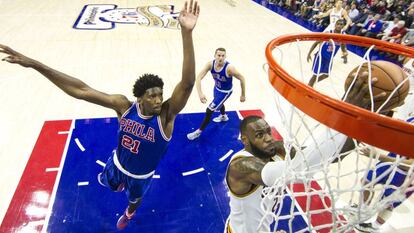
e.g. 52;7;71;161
224;115;286;233
314;0;351;31
224;76;388;233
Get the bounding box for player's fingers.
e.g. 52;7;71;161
372;91;386;102
181;1;188;14
2;56;16;63
0;46;11;55
188;0;193;13
195;2;200;16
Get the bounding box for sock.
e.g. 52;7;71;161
125;209;135;218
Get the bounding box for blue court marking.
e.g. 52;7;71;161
46;111;309;232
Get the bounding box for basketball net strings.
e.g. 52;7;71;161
262;40;355;232
260;38;414;233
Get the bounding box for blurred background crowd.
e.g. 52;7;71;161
268;0;414;50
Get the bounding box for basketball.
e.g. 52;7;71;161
344;60;410;112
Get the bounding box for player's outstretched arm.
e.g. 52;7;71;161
0;44;131;116
196;62;212;103
314;9;331;19
228;65;246;102
165;0;200;117
229;156;287;187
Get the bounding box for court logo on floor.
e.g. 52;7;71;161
73;4;179;30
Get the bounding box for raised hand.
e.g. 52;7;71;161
0;44;36;68
178;0;200;32
357;143;378;157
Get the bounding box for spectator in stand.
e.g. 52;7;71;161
348;2;360;21
309;0;334;27
376;0;387;15
397;29;414;63
401;29;414;46
401;8;414;28
348;8;373;35
382;20;407;43
385;0;395;11
297;0;316;19
356;13;384;38
391;4;404;20
369;0;386;15
377;16;400;38
307;0;323;20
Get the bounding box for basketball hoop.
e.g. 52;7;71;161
266;33;414;157
261;33;414;233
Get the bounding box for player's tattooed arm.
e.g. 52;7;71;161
230;157;267;186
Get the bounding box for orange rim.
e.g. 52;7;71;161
266;33;414;157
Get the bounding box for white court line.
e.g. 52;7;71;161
96;160;106;167
77;181;89;186
219;150;234;162
28;220;45;226
74;138;85;151
182;168;205;176
236;110;243;119
58;131;69;134
42;119;75;233
45;167;59;172
153;174;160;179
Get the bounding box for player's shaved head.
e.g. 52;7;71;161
240;115;262;136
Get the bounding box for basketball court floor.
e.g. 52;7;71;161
0;0;413;232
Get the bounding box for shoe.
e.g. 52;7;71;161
117;210;135;230
187;130;201;140
355;222;379;233
213;114;229;123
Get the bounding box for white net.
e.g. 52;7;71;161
260;35;414;233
